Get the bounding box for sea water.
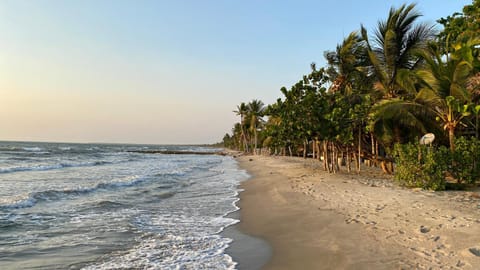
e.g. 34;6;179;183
0;141;248;269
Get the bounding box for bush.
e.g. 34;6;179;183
393;143;449;190
393;137;480;190
450;137;480;184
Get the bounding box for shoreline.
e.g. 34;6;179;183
232;154;480;269
223;210;271;270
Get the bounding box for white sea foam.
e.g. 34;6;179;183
0;175;149;209
0;195;37;209
0;160;111;174
22;147;43;152
0;144;250;270
82;234;237;270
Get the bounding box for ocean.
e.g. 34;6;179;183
0;141;248;269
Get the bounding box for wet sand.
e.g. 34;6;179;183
234;155;480;269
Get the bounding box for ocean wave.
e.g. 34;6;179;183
81;234;237;270
0;161;111;174
0;219;19;229
96;200;126;208
0;175;147;209
22;147;43;152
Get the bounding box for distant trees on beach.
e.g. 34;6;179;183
223;1;480;190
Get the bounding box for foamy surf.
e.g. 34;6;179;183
0;142;247;269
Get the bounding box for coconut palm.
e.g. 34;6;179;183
325;31;369;95
361;3;435;99
371;37;479;151
415;38;480;151
247;99;265;154
361;3;436;151
233;102;249;152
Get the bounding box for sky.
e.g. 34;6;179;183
0;0;472;144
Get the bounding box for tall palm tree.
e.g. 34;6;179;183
362;3;436;149
325;32;373;171
233;102;249;152
247;99;265;154
361;3;435;99
371;38;479;152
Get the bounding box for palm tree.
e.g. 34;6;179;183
415;38;480;151
324;31;369;95
361;3;435;99
362;3;436;151
247;99;265;154
233;102;249;152
325;31;373;172
370;37;479;152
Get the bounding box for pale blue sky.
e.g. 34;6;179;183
0;0;471;144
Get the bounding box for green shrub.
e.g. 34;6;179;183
393;143;448;191
451;137;480;184
423;146;449;190
393;143;421;187
393;137;480;190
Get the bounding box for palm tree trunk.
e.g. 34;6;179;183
448;126;455;152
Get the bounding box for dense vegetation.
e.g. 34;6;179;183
223;1;480;190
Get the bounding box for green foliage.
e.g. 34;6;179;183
450;137;480;184
393;137;480;190
393;143;449;190
437;0;480;45
224;2;480;187
222;133;233;148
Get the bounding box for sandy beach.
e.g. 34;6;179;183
234;155;480;269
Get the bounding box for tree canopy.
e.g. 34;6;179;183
223;1;480;189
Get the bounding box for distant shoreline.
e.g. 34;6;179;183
127;150;227;155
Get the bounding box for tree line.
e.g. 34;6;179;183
223;2;480;190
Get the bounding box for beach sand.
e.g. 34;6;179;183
234;155;480;269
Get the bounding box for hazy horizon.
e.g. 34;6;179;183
0;0;470;144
